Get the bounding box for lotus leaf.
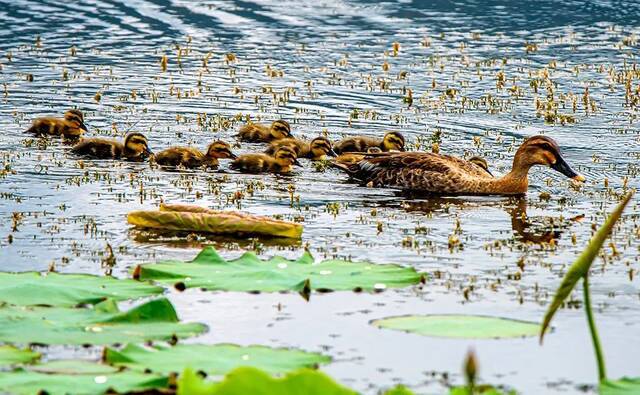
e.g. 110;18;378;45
134;246;421;295
0;298;206;345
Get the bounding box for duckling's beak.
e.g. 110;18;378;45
80;121;89;132
551;156;584;182
227;150;238;159
143;146;153;157
294;159;303;167
328;148;338;157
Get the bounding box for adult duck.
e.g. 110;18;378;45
332;135;584;195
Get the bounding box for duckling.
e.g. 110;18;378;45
153;141;236;169
334;147;382;165
467;155;493;176
265;137;336;160
71;132;152;161
333;131;405;154
332;135;584;195
230;146;301;174
237;120;292;142
26;109;88;139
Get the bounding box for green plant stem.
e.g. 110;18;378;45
583;274;606;381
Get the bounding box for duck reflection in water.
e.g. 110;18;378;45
394;195;583;244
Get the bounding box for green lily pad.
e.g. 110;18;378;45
0;360;168;395
371;315;540;339
134;247;421;295
0;298;206;345
450;385;515;394
600;377;640;394
0;271;163;307
104;343;331;376
0;346;40;366
177;367;357;395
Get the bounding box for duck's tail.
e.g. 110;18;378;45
328;160;359;176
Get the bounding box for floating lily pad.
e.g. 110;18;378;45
450;385;515;394
600;377;640;395
0;271;163;307
134;247;421;296
0;298;206;345
371;315;540;339
177;367;357;395
0;360;168;395
105;343;330;376
0;346;39;366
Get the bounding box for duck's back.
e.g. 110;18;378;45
238;123;271;142
155;147;207;168
72;138;123;159
230;153;270;173
343;152;493;193
334;136;381;154
265;138;309;156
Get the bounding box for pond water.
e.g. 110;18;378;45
1;0;639;393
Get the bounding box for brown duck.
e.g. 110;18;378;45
71;133;152;161
332;135;584;195
237;120;291;142
153;141;237;168
333;131;405;154
230;146;301;174
265;137;336;160
26;109;88;139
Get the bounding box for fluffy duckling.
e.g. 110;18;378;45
333;135;584;195
468;156;493;176
333;131;405;154
334;147;382;165
26;109;88;139
153;141;237;169
265;137;336;160
71;132;152;161
237;120;292;142
230;146;301;174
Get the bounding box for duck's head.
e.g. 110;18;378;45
124;133;152;159
514;135;584;181
206;141;237;159
64;109;88;133
274;146;302;167
382;131;405;152
270;120;292;140
310;137;336;159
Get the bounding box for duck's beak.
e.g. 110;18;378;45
143;146;153;157
227;150;238;160
551;156;584;182
80;121;89;132
328;148;338;157
294;159;303;167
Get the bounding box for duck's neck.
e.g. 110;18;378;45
478;160;532;195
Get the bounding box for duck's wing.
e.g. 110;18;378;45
336;152;491;193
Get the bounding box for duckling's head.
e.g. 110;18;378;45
64;109;88;132
124;133;152;159
309;137;336;159
270;120;292;139
382;131;405;151
515;135;584;181
274;146;302;167
206;141;237;159
468;156;492;176
367;147;383;154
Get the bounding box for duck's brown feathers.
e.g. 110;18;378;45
72;138;126;159
333;136;381;154
154;147;215;168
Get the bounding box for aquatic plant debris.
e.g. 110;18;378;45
539;192;634;343
371;315;540;339
0;360;168;395
133;246;422;296
0;271;163;307
0;298;206;345
104;343;331;376
127;203;303;239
